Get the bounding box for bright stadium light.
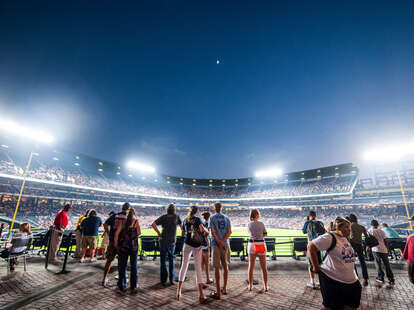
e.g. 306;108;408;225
255;168;283;178
0;118;54;234
363;142;414;162
363;141;414;230
0;118;54;144
127;160;155;173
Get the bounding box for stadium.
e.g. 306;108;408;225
1;137;413;241
2;2;414;310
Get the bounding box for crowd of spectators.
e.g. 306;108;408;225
0;155;356;200
1;195;412;232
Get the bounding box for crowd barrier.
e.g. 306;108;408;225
27;231;409;263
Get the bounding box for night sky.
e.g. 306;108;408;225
0;1;413;178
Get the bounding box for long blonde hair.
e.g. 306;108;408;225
19;222;31;235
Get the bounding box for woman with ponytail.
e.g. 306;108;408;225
114;208;141;294
177;206;209;303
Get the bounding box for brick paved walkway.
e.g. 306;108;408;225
1;257;413;309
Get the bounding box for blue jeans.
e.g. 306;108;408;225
160;242;175;283
373;252;394;281
351;242;369;280
118;251;138;290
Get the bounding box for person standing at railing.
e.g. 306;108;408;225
403;216;414;284
101;202;129;287
247;209;268;292
209;202;232;300
152;203;182;286
200;211;212;285
74;210;90;258
176;206;209;303
49;204;72;264
79;209;102;263
348;213;369;287
368;219;395;287
114;208;141;294
381;223;401;239
302;210;326;289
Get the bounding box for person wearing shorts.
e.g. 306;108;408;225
102;203;129;287
209;202;232;300
79;209;102;262
308;217;362;310
98;212;113;260
201;211;212;285
247;209;268;292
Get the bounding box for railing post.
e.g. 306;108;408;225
45;227;53;269
57;232;72;274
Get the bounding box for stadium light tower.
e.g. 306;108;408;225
127;160;155;174
255;168;283;178
0;118;54;233
363;142;414;230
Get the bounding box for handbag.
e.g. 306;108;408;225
364;234;379;248
249;224;266;254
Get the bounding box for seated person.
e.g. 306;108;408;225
381;223;401;239
0;223;33;271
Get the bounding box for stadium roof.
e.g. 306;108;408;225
0;137;358;187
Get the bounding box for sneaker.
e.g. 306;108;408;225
314;281;320;287
90;257;97;262
306;281;317;289
363;279;369;287
375;277;385;284
388;280;395;286
102;279;109;288
116;287;127;295
79;258;85;263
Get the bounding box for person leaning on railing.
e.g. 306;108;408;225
74;209;90;258
49;204;72;264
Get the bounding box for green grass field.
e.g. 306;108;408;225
52;228;306;257
139;227;306;257
140;227;304;237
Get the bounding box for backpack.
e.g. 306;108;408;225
311;232;337;272
322;232;337;261
118;221;139;254
364;233;379;248
307;220;326;241
188;217;204;244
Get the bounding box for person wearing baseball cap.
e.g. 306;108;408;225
48;203;72;263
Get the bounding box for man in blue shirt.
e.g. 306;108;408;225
208;202;232;299
79;209;102;263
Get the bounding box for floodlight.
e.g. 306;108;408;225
255;168;283;178
0;118;54;143
127;160;155;173
363;142;414;162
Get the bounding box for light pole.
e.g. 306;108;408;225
396;169;413;230
9;151;34;232
0;119;54;234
